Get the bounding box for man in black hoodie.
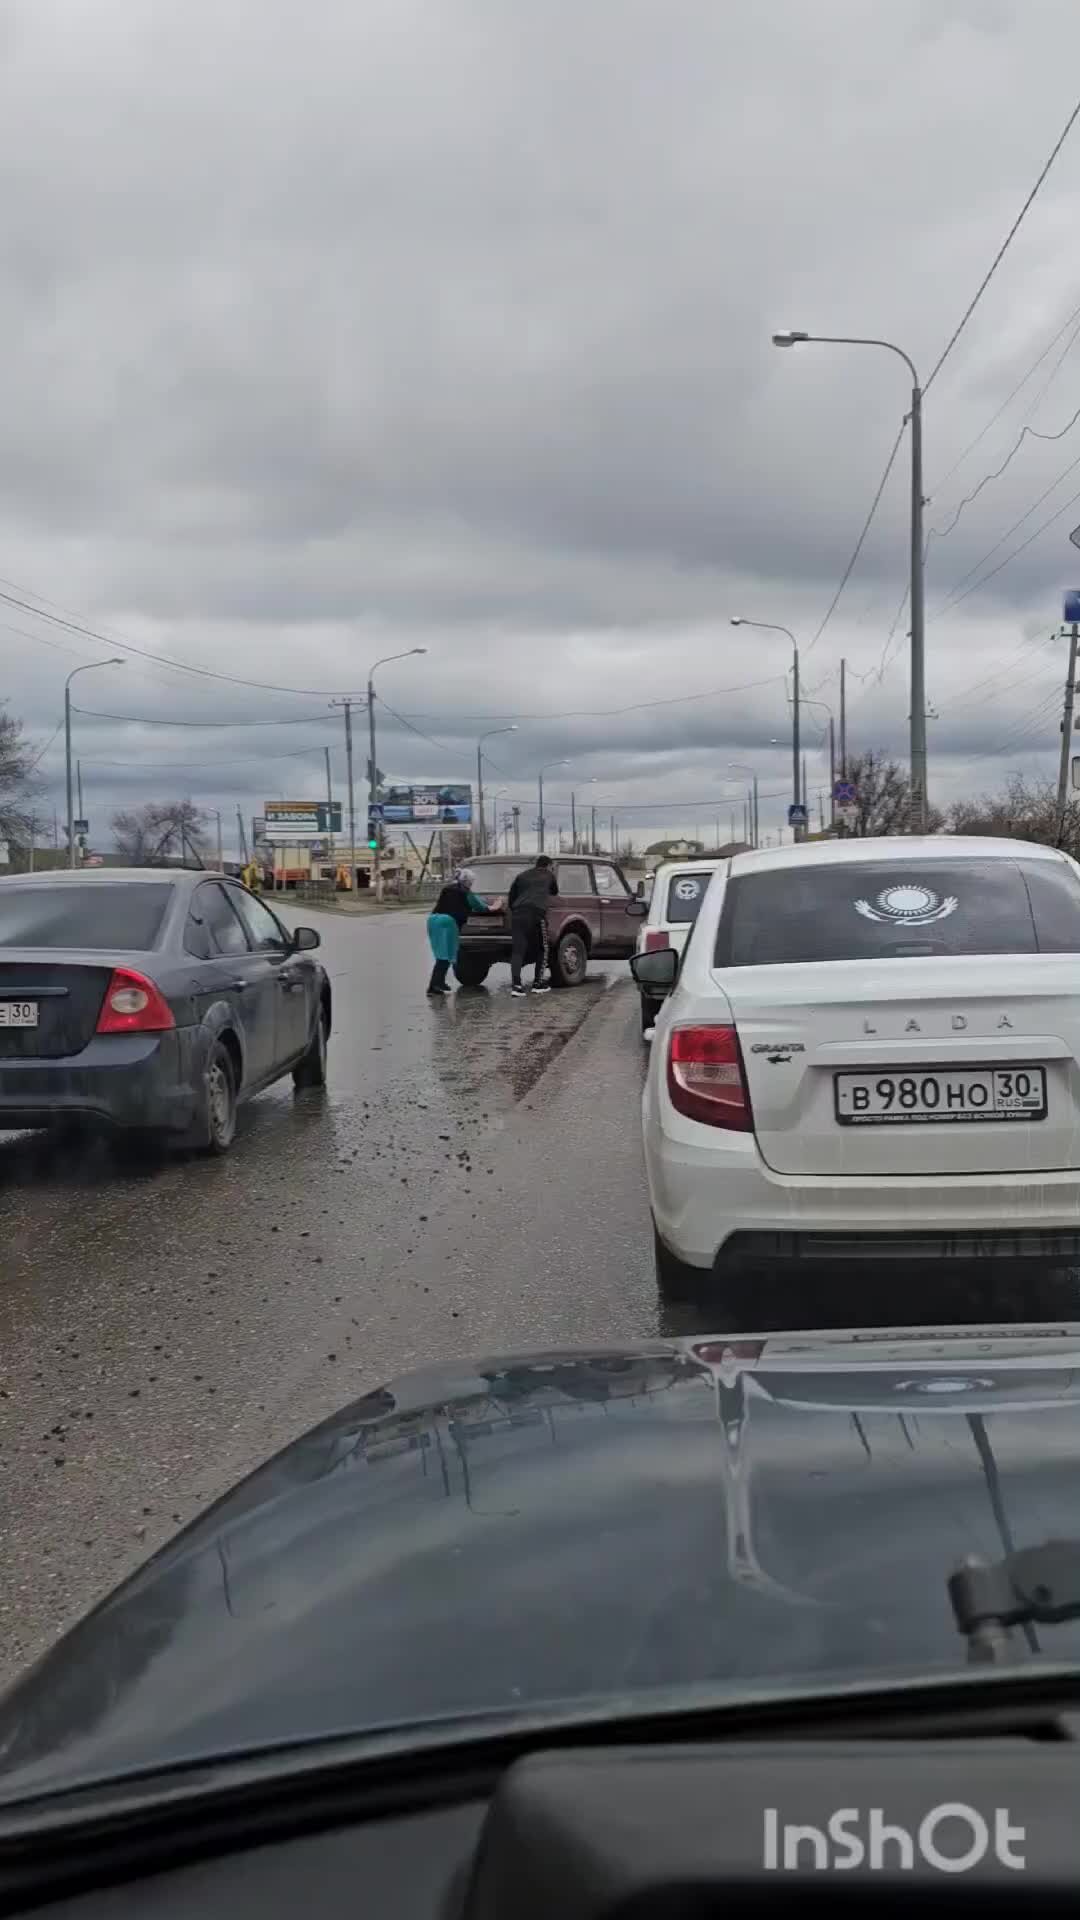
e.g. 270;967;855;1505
508;855;558;996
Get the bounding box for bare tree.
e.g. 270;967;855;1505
0;703;38;852
949;773;1080;859
842;750;944;837
111;799;208;865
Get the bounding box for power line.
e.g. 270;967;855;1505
939;471;1080;615
806;423;906;654
0;585;370;699
925;92;1080;393
73;706;337;729
936;441;1080;610
929;293;1080;494
928;396;1080;543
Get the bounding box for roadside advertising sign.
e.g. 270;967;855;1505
381;782;472;824
263;800;343;840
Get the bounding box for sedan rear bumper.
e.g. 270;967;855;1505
644;1094;1080;1274
0;1029;197;1134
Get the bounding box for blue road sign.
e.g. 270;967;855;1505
1064;590;1080;624
832;780;856;806
788;803;808;827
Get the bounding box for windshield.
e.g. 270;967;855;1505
0;885;172;950
715;860;1080;966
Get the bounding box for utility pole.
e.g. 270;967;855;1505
590;804;597;853
570;791;577;851
818;791;826;833
840;657;847;778
237;807;248;864
76;760;84;827
753;773;760;848
792;640;801;835
324;746;335;868
366;687;379;899
330;699;358;893
909;381;927;832
802;753;808;827
512;805;521;852
743;799;749;842
1055;621;1079;842
609;813;616;856
828;717;836;829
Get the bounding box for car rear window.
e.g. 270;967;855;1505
713;859;1080;967
664;870;712;924
467;863;527;896
0;884;173;951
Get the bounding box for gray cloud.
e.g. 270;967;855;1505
2;0;1080;851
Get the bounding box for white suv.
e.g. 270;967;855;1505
631;860;723;1038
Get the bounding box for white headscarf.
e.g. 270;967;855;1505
455;867;475;890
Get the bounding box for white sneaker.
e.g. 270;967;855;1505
511;984;527;998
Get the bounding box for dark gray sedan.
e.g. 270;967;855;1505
0;869;330;1152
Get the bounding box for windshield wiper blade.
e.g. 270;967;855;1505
950;1540;1080;1664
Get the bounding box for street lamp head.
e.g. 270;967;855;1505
730;616;743;627
411;648;427;656
771;329;809;348
109;657;125;666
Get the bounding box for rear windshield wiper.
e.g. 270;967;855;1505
950;1540;1080;1664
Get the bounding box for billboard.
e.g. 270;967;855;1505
381;782;472;825
263;800;343;840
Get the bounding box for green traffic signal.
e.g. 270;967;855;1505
367;837;379;850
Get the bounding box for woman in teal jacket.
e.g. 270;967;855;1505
426;868;499;994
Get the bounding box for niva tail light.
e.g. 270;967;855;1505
643;931;670;952
96;968;176;1035
667;1024;752;1130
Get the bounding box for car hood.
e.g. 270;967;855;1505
4;1323;1080;1800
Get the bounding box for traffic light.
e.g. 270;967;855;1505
366;809;381;851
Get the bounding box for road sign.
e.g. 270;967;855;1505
368;803;384;821
836;802;857;827
73;818;88;836
1065;591;1080;623
787;803;808;828
832;781;856;806
1070;526;1080;552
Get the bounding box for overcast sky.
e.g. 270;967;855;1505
5;0;1080;855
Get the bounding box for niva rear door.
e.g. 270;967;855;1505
711;856;1080;1176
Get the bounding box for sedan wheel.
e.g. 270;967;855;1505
202;1041;238;1154
293;1007;329;1088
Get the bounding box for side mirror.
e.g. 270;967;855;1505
631;947;678;993
292;926;321;952
625;899;648;918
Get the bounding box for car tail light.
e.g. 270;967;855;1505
644;931;669;952
96;967;176;1035
667;1025;752;1131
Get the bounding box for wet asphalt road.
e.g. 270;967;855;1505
3;906;1078;1690
0;908;656;1688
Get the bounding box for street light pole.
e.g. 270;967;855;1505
730;620;801;837
772;330;925;830
537;759;569;853
726;761;761;848
65;658;124;867
366;648;427;901
476;727;518;856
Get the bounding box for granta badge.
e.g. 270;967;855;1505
854;882;957;927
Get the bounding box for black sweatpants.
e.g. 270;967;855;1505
510;907;548;986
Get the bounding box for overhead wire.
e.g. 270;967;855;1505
924;91;1080;394
929;293;1080;495
805;423;907;654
